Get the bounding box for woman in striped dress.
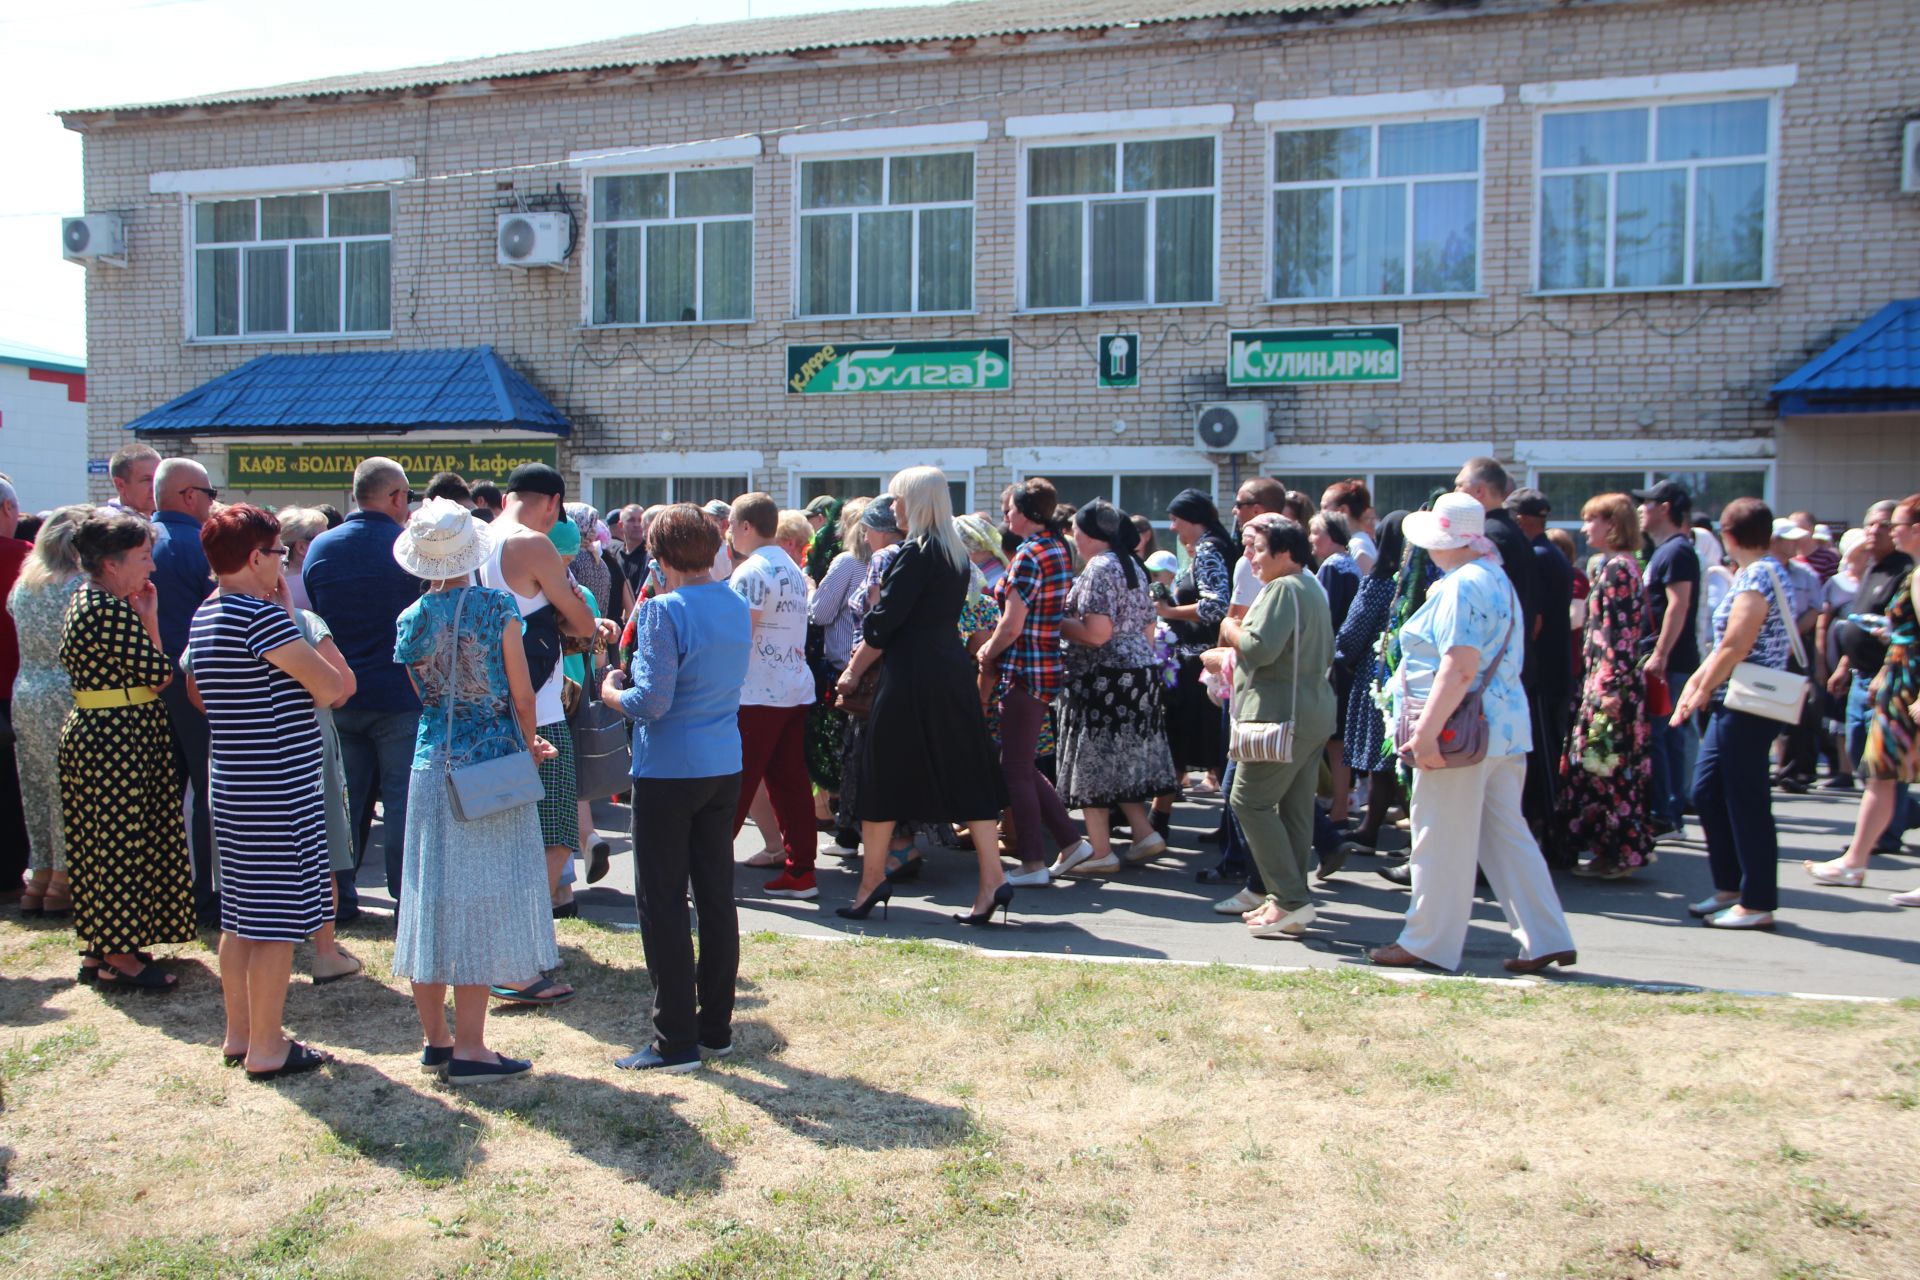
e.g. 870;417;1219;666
186;505;344;1081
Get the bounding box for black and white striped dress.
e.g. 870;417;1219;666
187;593;330;942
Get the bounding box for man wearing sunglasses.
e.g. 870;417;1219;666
150;456;222;923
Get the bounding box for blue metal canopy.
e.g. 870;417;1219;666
1772;300;1920;417
126;346;571;437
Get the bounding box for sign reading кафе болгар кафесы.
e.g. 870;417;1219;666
226;441;559;490
787;339;1011;394
1227;326;1402;386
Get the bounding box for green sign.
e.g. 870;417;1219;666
786;339;1011;394
1227;326;1402;386
1098;333;1139;389
226;440;559;491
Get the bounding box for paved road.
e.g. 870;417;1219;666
358;787;1917;999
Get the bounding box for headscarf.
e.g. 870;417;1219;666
1010;484;1068;535
1369;510;1410;583
806;496;845;581
1167;487;1238;572
1074;499;1143;587
955;512;1009;570
861;494;899;534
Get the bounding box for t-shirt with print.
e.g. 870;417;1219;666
729;545;813;707
1642;533;1701;672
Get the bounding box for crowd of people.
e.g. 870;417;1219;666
2;446;1916;1083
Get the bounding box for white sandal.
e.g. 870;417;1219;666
1248;902;1317;939
1802;860;1866;888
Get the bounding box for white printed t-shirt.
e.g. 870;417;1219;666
1231;557;1262;609
729;544;814;707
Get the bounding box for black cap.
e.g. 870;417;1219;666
1505;487;1551;518
505;462;565;498
1629;479;1691;510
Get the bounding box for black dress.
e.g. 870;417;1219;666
856;539;1008;823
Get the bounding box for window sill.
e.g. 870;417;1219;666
1527;281;1777;298
1013;300;1218;316
186;331;393;346
784;311;977;325
580;319;754;330
1265;294;1484;307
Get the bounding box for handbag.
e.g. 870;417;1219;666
441;588;546;822
1724;562;1811;724
838;662;882;718
571;656;635;799
1227;592;1299;765
1393;581;1518;770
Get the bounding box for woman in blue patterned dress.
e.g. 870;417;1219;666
390;499;564;1085
1156;489;1237;823
1332;512;1411;852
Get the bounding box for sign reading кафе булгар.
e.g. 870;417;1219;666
787;339;1011;394
226;441;560;490
1227;326;1402;386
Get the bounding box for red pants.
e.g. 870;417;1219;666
730;703;818;875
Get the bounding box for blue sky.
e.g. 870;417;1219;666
0;0;944;363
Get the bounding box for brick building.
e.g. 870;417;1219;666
57;0;1920;530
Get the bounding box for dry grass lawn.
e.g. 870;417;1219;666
0;915;1914;1280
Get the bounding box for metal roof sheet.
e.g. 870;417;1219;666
63;0;1411;116
0;338;85;374
124;347;571;437
1772;300;1920;416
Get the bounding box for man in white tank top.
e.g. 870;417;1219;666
477;465;611;1001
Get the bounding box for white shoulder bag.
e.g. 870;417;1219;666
1723;561;1810;725
1227;589;1299;765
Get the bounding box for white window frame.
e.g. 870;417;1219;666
1263;107;1489;304
581;164;756;328
575;450;764;514
1005;446;1220;531
1015;129;1225;314
778;449;985;513
1514;439;1775;527
182;189;394;344
787;147;978;320
1529;90;1782;296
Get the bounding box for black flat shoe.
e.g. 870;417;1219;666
1376;863;1412;887
835;883;892;920
1150;811;1171;841
1195;866;1245;885
552;901;579;920
954;882;1014;926
246;1040;332;1081
587;841;611;885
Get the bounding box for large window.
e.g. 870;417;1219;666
1270;118;1480;300
790;473;970;517
595;474;750;511
1041;472;1214;538
1023;137;1216;310
592;168;753;325
1530;465;1771;553
191;191;391;338
1537;97;1772;292
796;153;973;317
1287;471;1459;518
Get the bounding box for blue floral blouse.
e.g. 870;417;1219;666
1712;556;1795;679
1390;557;1531;758
394;586;526;770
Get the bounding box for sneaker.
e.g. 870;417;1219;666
1005;867;1053;887
828;829;862;855
762;871;819;899
1212;887;1264;915
446;1054;534;1086
615;1044;701;1073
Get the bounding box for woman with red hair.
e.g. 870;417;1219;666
187;504;345;1080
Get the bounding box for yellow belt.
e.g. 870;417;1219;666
72;686;158;709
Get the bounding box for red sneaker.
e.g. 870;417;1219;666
762;871;819;900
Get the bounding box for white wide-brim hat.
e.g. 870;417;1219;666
1403;492;1488;551
393;497;492;581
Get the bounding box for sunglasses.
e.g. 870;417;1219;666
405;489;422;503
1232;498;1258;509
183;485;220;500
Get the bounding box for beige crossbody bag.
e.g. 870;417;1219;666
1226;596;1299;765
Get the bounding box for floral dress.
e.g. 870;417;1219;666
8;574;82;872
1862;567;1920;782
1555;554;1654;868
1054;552;1177;807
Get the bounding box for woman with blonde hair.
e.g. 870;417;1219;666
8;504;91;916
275;507;329;612
835;467;1011;923
1559;493;1655;878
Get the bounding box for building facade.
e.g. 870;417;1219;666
0;341;88;510
59;0;1920;529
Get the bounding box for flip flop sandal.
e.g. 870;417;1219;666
246;1040;333;1081
490;978;576;1007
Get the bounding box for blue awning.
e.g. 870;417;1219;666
1772;300;1920;417
126;346;570;437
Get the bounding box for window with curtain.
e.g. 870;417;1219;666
1023;137;1216;310
1537;97;1771;292
1269;118;1480;301
191;191;391;338
796;152;974;317
591;167;753;325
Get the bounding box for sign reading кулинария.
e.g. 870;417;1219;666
1227;326;1402;386
787;339;1012;394
227;441;559;490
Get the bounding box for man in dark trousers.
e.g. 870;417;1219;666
1828;500;1915;851
148;458;220;923
1456;458;1556;856
1633;480;1701;835
1507;488;1577;865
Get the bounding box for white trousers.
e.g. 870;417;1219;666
1399;753;1576;971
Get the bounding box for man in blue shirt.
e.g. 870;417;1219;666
303;457;421;919
1634;481;1703;833
149;457;219;921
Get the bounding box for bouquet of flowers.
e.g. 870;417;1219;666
1579;710;1624;778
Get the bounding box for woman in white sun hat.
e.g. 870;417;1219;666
389;498;565;1086
1371;491;1577;974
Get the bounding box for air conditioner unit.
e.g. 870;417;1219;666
1193;402;1269;454
62;213;126;265
497;212;569;268
1903;121;1920;194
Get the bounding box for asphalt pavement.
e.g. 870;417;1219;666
357;784;1917;1000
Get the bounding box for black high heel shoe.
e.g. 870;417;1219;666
953;882;1014;926
835;882;893;920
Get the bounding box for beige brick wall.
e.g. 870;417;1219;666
70;0;1920;511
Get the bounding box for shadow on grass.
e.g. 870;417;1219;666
0;1147;34;1238
0;975;77;1033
